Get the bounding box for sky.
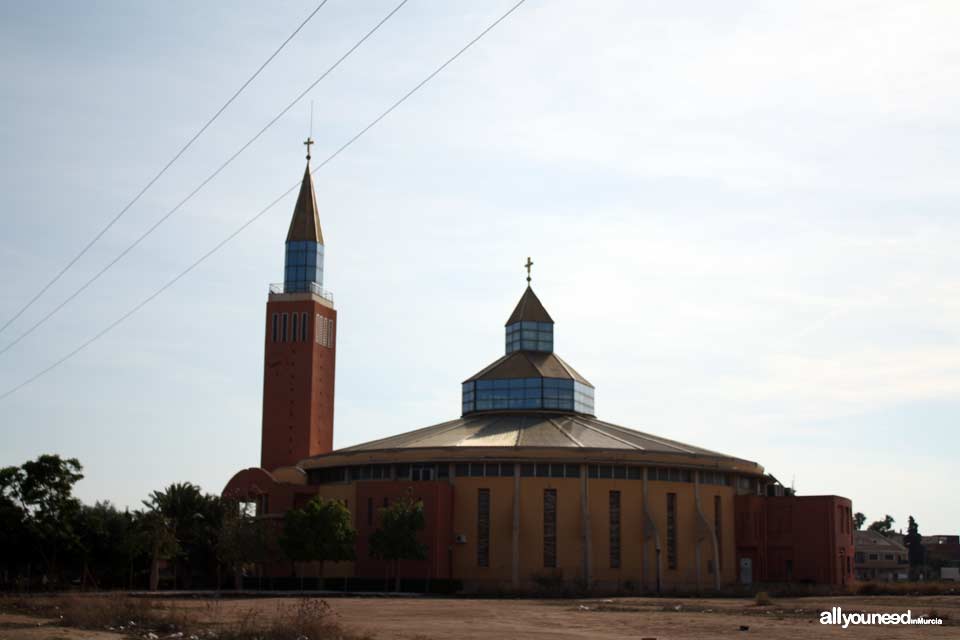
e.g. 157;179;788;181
1;1;958;534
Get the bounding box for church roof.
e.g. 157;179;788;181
505;286;553;325
335;412;739;458
464;351;592;386
286;164;324;243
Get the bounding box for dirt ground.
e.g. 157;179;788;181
1;594;957;640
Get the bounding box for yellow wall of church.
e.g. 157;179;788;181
450;477;515;585
588;479;645;586
515;477;584;585
441;473;738;591
453;477;736;590
307;469;743;591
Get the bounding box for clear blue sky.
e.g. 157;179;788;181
1;1;957;534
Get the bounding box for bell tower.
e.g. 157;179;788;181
260;139;337;470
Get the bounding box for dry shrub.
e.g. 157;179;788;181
0;594;188;633
3;595;369;640
754;591;772;606
531;570;566;596
925;609;949;623
219;598;370;640
57;594;188;633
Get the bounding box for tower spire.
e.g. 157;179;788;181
287;140;323;244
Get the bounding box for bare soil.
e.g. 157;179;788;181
1;593;957;640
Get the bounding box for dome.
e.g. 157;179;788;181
300;282;761;477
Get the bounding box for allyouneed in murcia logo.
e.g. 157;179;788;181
820;607;943;628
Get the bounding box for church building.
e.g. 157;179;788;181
224;144;855;592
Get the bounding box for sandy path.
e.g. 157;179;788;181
149;594;959;640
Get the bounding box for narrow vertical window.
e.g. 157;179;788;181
543;489;557;568
477;489;490;567
281;313;289;342
714;495;722;571
291;313;299;342
313;316;335;348
271;313;278;343
609;490;621;568
367;497;373;526
667;493;677;570
316;314;322;345
301;312;308;342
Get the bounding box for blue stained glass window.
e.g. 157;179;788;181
505;321;553;354
283;241;324;293
462;376;594;415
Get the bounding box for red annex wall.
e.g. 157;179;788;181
735;494;854;586
354;481;454;582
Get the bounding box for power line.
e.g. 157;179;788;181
0;0;409;358
0;0;528;402
0;1;329;337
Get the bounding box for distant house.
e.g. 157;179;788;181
854;530;908;581
922;534;960;571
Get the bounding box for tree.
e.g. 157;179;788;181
853;512;866;531
0;467;29;588
903;516;925;580
868;514;895;537
144;482;221;589
217;499;263;590
369;497;427;592
0;455;84;585
74;501;137;589
136;509;179;591
280;497;356;590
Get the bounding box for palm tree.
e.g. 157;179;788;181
144;483;221;589
137;509;178;591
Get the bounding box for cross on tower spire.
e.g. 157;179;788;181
304;136;314;161
525;256;533;284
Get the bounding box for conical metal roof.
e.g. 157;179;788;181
464;351;592;386
505;286;553;325
286;163;324;244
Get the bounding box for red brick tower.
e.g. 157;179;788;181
260;138;336;471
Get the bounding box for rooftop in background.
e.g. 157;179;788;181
855;529;908;552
